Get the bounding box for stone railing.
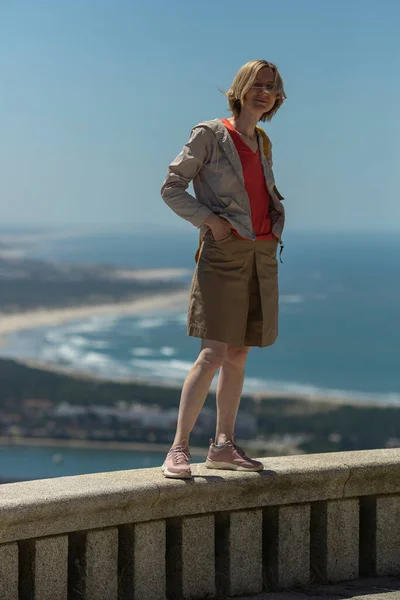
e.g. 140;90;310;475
0;448;399;600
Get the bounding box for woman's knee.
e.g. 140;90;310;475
223;345;250;369
197;343;227;372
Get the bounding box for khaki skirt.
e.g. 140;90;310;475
188;231;279;347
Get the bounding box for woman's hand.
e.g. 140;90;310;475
203;214;232;241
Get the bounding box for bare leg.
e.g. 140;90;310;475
172;339;227;446
215;345;251;445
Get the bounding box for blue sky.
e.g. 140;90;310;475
1;0;399;232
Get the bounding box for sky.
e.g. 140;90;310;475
1;0;399;233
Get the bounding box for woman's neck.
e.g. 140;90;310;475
230;111;259;139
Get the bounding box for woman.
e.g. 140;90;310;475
160;60;286;478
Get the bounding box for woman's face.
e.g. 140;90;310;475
242;67;277;115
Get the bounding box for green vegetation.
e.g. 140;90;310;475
0;264;185;312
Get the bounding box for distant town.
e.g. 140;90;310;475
0;396;258;447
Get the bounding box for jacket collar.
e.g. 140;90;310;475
194;118;275;188
194;119;244;185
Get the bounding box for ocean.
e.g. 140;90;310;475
1;228;399;480
2;229;399;404
0;445;172;481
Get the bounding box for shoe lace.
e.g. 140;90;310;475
226;440;246;457
171;445;191;464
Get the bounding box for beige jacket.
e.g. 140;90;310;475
161;118;285;242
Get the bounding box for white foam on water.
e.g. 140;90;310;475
173;313;187;326
42;343;82;364
45;330;67;344
24;339;400;406
242;377;400;406
66;315;120;334
131;347;155;357
81;352;111;368
89;340;110;349
160;346;176;356
135;317;168;329
68;335;87;347
130;358;193;380
65;336;110;350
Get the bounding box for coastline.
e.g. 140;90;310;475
4;354;398;409
0;287;189;341
0;279;398;410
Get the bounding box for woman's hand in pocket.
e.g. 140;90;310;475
203;214;232;241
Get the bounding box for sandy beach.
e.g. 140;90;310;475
112;268;191;281
0;287;189;340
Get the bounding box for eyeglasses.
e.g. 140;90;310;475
250;83;276;93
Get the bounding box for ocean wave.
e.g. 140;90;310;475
41;343;82;364
44;330;67;344
97;356;400;405
173;313;188;326
68;335;88;347
65;315;120;334
135;317;168;329
130;358;193;378
6;336;398;406
44;330;110;351
131;347;155;357
66;335;110;350
242;377;400;406
2;314;399;407
89;340;110;349
125;359;400;405
81;352;111;368
160;346;176;356
131;346;175;358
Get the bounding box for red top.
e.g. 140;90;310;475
221;118;275;240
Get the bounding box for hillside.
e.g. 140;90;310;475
0;255;187;313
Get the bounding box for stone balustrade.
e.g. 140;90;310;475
0;448;399;600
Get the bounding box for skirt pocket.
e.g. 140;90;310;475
207;230;234;244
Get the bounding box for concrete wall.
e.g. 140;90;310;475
0;448;399;599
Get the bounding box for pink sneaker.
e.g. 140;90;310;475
162;441;192;479
205;439;263;472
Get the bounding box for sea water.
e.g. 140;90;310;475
2;229;399;404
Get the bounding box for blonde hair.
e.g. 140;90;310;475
226;60;286;121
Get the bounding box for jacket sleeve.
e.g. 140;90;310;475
161;126;214;228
